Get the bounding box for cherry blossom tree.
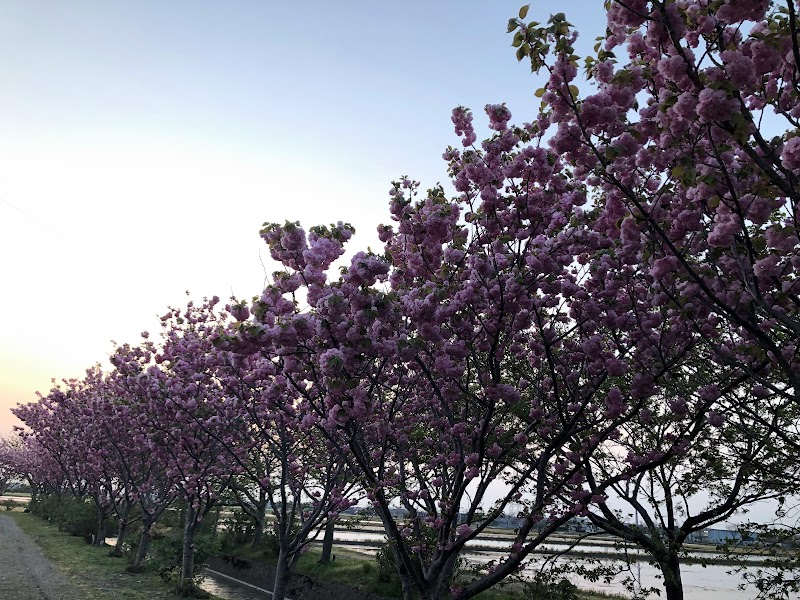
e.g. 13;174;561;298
577;370;798;600
14;380;120;546
13;386;91;502
210;328;361;600
108;341;180;570
718;383;800;600
3;435;64;500
16;371;140;547
138;296;242;594
69;364;172;558
503;2;800;596
510;0;798;408
0;437;18;496
246;98;717;598
66;365;143;552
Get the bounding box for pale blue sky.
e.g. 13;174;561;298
1;1;580;178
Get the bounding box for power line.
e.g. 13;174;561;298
0;194;29;219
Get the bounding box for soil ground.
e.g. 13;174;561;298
0;513;81;600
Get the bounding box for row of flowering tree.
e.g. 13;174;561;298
2;2;799;599
5;298;359;598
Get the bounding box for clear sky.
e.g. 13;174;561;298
0;1;613;435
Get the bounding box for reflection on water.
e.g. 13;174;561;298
349;544;760;599
467;552;758;600
335;531;759;559
200;568;270;599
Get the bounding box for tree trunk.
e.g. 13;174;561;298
272;546;291;600
131;519;153;571
211;505;221;538
179;504;197;591
93;511;107;547
375;505;414;600
392;543;414;600
434;553;459;599
659;554;684;600
109;501;134;556
251;497;267;548
252;512;265;547
110;519;128;556
319;520;335;564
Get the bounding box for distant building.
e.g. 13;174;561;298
487;514;526;529
388;507;409;519
687;528;758;545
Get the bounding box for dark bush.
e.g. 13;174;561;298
219;508;256;550
58;496;98;541
525;576;580;600
375;541;396;583
148;531;221;579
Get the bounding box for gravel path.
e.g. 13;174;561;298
0;514;81;600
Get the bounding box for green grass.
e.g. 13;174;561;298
297;547;406;598
8;511;222;600
9;509;626;600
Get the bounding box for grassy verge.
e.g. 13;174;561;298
300;547;405;598
8;507;625;600
8;510;220;600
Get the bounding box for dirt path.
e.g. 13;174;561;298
0;514;81;600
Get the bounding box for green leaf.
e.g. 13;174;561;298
568;84;579;96
731;112;750;141
512;32;524;47
751;236;767;253
507;18;518;33
534;87;546;98
519;4;530;19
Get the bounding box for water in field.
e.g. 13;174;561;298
110;526;769;599
344;539;762;599
464;550;754;599
199;568;271;599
